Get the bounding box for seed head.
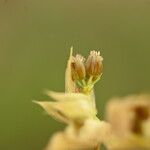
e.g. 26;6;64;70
71;54;86;81
85;50;103;76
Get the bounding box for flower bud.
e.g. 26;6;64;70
85;51;103;77
71;54;86;81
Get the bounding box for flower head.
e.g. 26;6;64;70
67;49;103;94
86;50;103;77
106;94;150;136
71;54;86;81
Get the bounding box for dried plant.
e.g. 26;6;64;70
34;48;111;150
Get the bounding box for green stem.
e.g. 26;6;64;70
87;76;93;85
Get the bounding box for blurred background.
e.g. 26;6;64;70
0;0;150;149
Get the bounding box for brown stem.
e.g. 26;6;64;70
94;144;100;150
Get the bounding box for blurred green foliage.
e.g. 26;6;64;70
0;0;150;150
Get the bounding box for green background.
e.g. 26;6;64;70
0;0;150;149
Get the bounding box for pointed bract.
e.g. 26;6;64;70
34;101;69;123
46;91;91;101
34;92;97;124
65;47;76;93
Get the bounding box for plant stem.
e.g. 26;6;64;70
94;144;100;150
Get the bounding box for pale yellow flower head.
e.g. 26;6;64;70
105;94;150;150
34;48;104;124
